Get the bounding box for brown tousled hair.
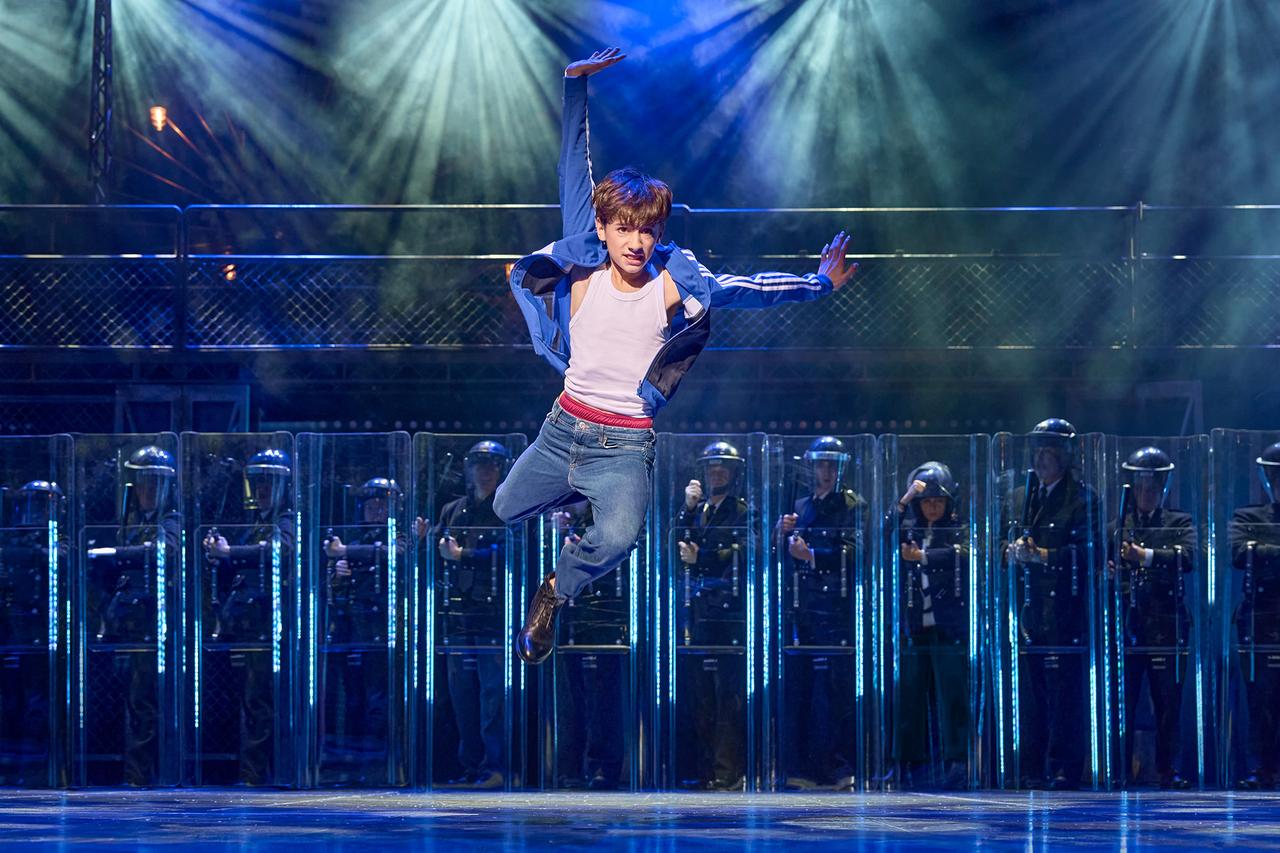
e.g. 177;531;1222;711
592;167;672;228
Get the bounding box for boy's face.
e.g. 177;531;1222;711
596;218;662;276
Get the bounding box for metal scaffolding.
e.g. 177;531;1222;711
89;0;113;203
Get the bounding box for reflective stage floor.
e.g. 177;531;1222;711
3;789;1280;850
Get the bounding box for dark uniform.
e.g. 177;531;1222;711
1112;446;1195;789
436;442;508;789
322;477;404;784
1228;441;1280;788
676;441;749;791
554;501;626;789
202;448;293;785
892;462;969;789
0;481;65;785
86;446;181;786
779;436;865;790
1007;419;1101;790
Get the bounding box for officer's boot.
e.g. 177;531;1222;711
516;574;564;665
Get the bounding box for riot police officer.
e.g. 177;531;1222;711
552;498;626;790
436;441;509;789
87;445;181;786
1229;440;1280;788
202;447;293;785
321;476;406;782
1007;418;1101;790
676;440;749;790
892;462;970;790
776;436;866;790
0;480;65;784
1113;446;1195;789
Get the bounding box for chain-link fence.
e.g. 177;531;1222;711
1;205;1276;351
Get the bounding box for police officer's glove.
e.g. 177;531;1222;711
789;534;815;564
204;533;230;559
684;479;703;509
1013;537;1043;564
1119;541;1148;565
438;535;463;562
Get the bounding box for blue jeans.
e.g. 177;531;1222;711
494;399;654;601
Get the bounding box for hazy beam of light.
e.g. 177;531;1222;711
331;0;566;206
0;1;92;202
114;0;339;201
640;0;994;206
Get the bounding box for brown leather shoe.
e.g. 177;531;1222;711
516;574;564;665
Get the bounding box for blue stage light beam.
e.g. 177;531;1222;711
113;0;337;202
636;0;998;207
332;0;568;203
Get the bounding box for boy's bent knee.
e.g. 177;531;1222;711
493;480;518;523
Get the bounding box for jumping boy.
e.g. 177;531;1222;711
496;47;858;665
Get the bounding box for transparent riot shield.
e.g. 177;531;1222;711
990;430;1106;790
654;433;764;791
73;433;183;786
297;432;412;787
0;435;73;786
875;435;989;791
1103;435;1207;790
538;494;643;791
181;432;296;786
1212;429;1280;790
763;434;872;791
417;433;527;791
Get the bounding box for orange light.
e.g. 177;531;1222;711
503;262;515;279
149;105;168;132
221;263;237;282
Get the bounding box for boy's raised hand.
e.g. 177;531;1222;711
818;231;858;290
565;46;626;78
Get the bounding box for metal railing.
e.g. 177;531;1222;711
0;203;1276;351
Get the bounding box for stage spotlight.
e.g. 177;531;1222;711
221;262;237;282
149;105;168;132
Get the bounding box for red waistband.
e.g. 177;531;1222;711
558;393;653;429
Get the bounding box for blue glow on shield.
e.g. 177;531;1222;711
47;519;58;651
156;532;167;676
272;533;282;674
386;516;397;651
191;528;200;731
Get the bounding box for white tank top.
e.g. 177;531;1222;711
563;266;669;417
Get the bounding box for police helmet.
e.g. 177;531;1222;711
124;445;175;510
804;436;850;488
465;440;510;475
906;461;958;502
358;477;402;500
246;447;292;513
1030;418;1076;468
13;479;63;527
1257;441;1280;503
356;476;401;522
1122;446;1174;507
698;440;743;495
125;445;176;477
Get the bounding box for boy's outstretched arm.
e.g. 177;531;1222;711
699;231;858;309
558;47;625;239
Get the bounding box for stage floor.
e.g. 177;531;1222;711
2;789;1278;850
